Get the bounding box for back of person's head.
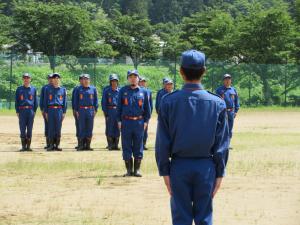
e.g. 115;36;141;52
180;50;206;81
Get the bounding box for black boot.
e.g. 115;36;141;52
108;136;114;150
106;136;110;149
133;158;142;177
47;139;55;151
114;137;120;150
77;139;85;151
44;137;49;149
75;137;80;149
86;138;93;151
20;138;26;152
55;137;62;151
26;138;32;151
123;158;133;177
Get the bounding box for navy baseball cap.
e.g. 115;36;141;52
47;74;53;79
52;73;61;78
165;78;173;84
223;74;232;79
181;50;205;69
139;77;146;82
127;70;139;78
109;74;119;81
22;73;31;78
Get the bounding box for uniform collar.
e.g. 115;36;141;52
182;83;204;91
223;85;231;89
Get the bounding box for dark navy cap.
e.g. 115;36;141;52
22;73;31;78
127;69;139;78
109;74;119;81
81;74;90;79
79;74;84;80
181;50;205;69
47;74;53;79
52;73;61;78
223;74;232;79
139;76;146;82
165;78;173;84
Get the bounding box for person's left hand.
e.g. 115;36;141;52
163;176;172;196
144;123;148;130
62;114;65;121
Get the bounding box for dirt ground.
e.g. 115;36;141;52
0;110;299;225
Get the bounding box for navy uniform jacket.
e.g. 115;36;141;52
43;85;67;113
74;85;99;112
155;83;229;177
146;88;153;113
216;86;240;113
15;86;38;113
155;88;168;113
39;84;50;112
117;85;151;123
101;86;119;115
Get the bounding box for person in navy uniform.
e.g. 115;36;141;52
40;74;53;149
43;73;67;151
138;76;153;150
74;74;98;151
15;73;38;151
155;78;173;114
101;74;120;150
117;70;151;177
72;74;84;149
155;50;229;225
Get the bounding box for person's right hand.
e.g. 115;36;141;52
118;122;122;130
45;113;48;121
163;176;172;196
212;177;223;198
16;113;19;118
76;111;79;119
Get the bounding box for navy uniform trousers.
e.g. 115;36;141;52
78;108;95;138
48;107;63;139
121;119;144;160
19;108;35;139
170;158;215;225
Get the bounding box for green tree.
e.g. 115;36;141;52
12;1;95;71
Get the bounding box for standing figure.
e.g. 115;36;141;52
101;74;120;150
43;73;67;151
74;74;98;151
117;70;151;177
156;50;229;225
15;73;38;151
139;76;153;150
155;78;173;114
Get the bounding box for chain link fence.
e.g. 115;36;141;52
0;53;300;109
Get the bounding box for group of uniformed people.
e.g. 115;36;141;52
15;49;240;225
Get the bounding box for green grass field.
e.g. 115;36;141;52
0;109;299;224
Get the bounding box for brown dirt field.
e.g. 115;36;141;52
0;110;299;225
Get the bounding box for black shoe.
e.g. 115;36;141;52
123;158;133;177
133;158;142;177
114;137;120;150
86;138;93;151
75;137;80;149
143;145;148;150
77;139;85;151
47;139;55;151
108;136;114;151
26;138;32;151
55;138;62;151
106;137;110;149
20;138;27;152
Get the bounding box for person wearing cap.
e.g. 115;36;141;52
74;74;98;151
43;73;67;151
155;49;229;225
117;69;151;177
138;76;153;150
101;74;120;150
15;73;38;151
40;74;53;149
72;74;84;149
155;78;173;114
216;74;240;154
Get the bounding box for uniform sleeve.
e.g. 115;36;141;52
215;87;220;96
101;89;108;115
143;90;151;123
74;87;79;111
15;88;19;113
43;87;48;113
94;87;99;112
149;90;153;114
39;87;44;111
155;98;172;176
234;89;240;113
71;87;76;110
63;88;67;113
155;91;161;114
116;88;123;122
34;88;38;113
211;101;230;178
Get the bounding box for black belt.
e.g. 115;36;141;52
172;155;212;160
